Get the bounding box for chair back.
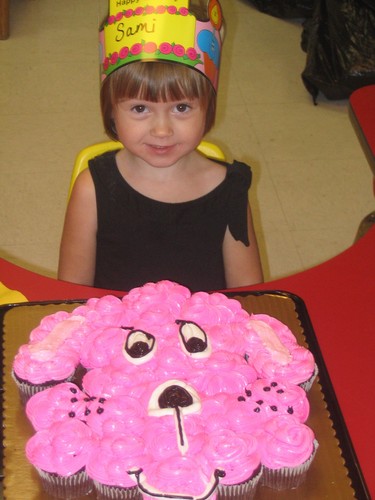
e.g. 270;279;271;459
68;140;225;199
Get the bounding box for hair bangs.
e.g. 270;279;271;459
113;62;207;102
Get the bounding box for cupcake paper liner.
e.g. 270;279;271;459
36;468;93;498
217;466;263;500
12;370;75;405
261;439;319;490
94;480;142;500
299;363;319;392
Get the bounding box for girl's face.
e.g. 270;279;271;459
112;97;206;169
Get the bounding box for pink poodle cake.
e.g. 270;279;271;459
13;280;318;499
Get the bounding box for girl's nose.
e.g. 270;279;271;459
150;113;173;137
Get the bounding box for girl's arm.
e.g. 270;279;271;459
58;169;97;286
222;204;264;288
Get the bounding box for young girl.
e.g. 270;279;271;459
58;2;263;292
58;61;263;292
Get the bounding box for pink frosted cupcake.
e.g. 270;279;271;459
25;382;88;431
238;378;311;423
246;314;318;391
25;419;94;498
136;455;221;500
73;294;130;328
203;428;262;499
257;414;318;490
123;280;191;319
86;433;145;499
12;312;86;403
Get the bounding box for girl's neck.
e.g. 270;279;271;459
115;148;226;203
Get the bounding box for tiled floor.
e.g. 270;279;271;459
0;0;373;283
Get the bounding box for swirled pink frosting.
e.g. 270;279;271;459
73;295;128;327
80;325;130;369
189;351;257;396
26;382;88;430
140;455;215;498
26;419;93;476
86;433;146;488
85;394;147;438
258;415;315;469
203;429;260;484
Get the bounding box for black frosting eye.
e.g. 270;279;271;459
176;320;210;357
124;330;156;363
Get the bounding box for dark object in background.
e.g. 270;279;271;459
246;0;315;19
301;0;375;103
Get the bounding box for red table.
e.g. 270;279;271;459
349;84;375;175
1;225;374;497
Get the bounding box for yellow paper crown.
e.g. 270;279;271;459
100;0;224;91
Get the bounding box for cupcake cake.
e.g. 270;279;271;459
15;280;319;498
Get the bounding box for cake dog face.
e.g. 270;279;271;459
24;281;316;499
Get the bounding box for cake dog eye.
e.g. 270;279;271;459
176;320;211;358
124;330;156;364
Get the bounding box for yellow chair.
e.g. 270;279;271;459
68;140;226;199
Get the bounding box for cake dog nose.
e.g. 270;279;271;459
158;384;194;409
148;380;201;416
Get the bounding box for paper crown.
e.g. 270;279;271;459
100;0;224;91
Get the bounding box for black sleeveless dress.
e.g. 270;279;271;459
89;150;252;292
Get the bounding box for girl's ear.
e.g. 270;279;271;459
110;118;117;138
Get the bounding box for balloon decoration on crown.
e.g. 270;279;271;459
100;0;224;91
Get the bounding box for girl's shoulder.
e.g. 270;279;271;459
227;159;252;177
211;159;252;188
89;149;119;169
88;150;123;190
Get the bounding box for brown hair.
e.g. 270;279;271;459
100;61;217;141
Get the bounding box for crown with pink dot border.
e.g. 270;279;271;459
100;0;224;91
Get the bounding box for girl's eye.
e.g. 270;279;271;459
132;105;147;113
175;103;190;113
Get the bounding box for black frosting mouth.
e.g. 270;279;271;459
128;468;225;500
